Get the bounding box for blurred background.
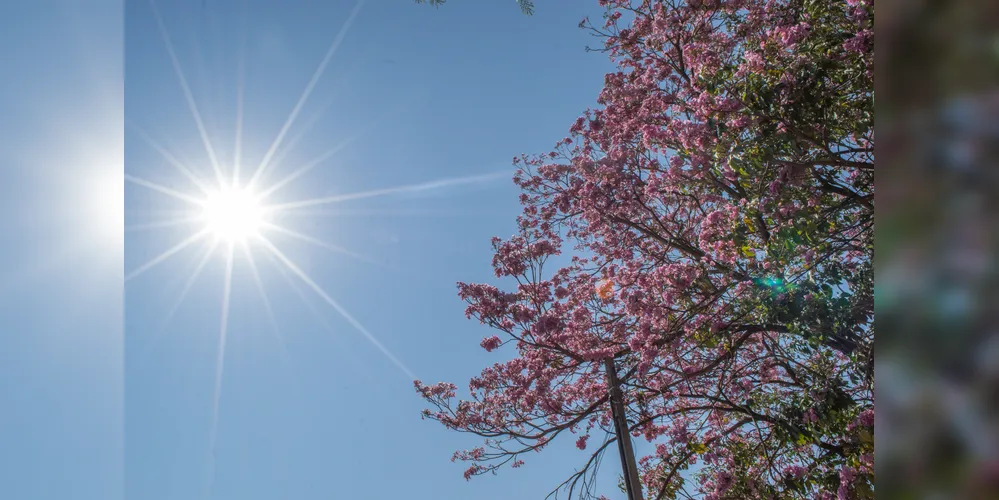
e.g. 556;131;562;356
0;0;997;498
878;0;999;498
0;2;123;499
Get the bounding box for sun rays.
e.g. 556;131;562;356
126;0;505;496
133;0;402;380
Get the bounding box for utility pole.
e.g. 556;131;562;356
605;357;643;500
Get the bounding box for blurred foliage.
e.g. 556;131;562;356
879;0;999;498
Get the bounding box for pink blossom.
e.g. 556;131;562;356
480;336;502;352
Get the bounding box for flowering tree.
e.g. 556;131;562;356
416;0;873;498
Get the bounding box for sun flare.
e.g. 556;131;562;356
200;186;265;243
124;0;514;493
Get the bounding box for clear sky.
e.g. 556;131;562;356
123;0;621;499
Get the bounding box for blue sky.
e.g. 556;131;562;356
122;0;624;499
0;1;123;499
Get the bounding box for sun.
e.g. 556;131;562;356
200;185;265;243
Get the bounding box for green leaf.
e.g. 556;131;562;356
858;429;873;445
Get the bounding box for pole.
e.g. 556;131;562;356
605;357;643;500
